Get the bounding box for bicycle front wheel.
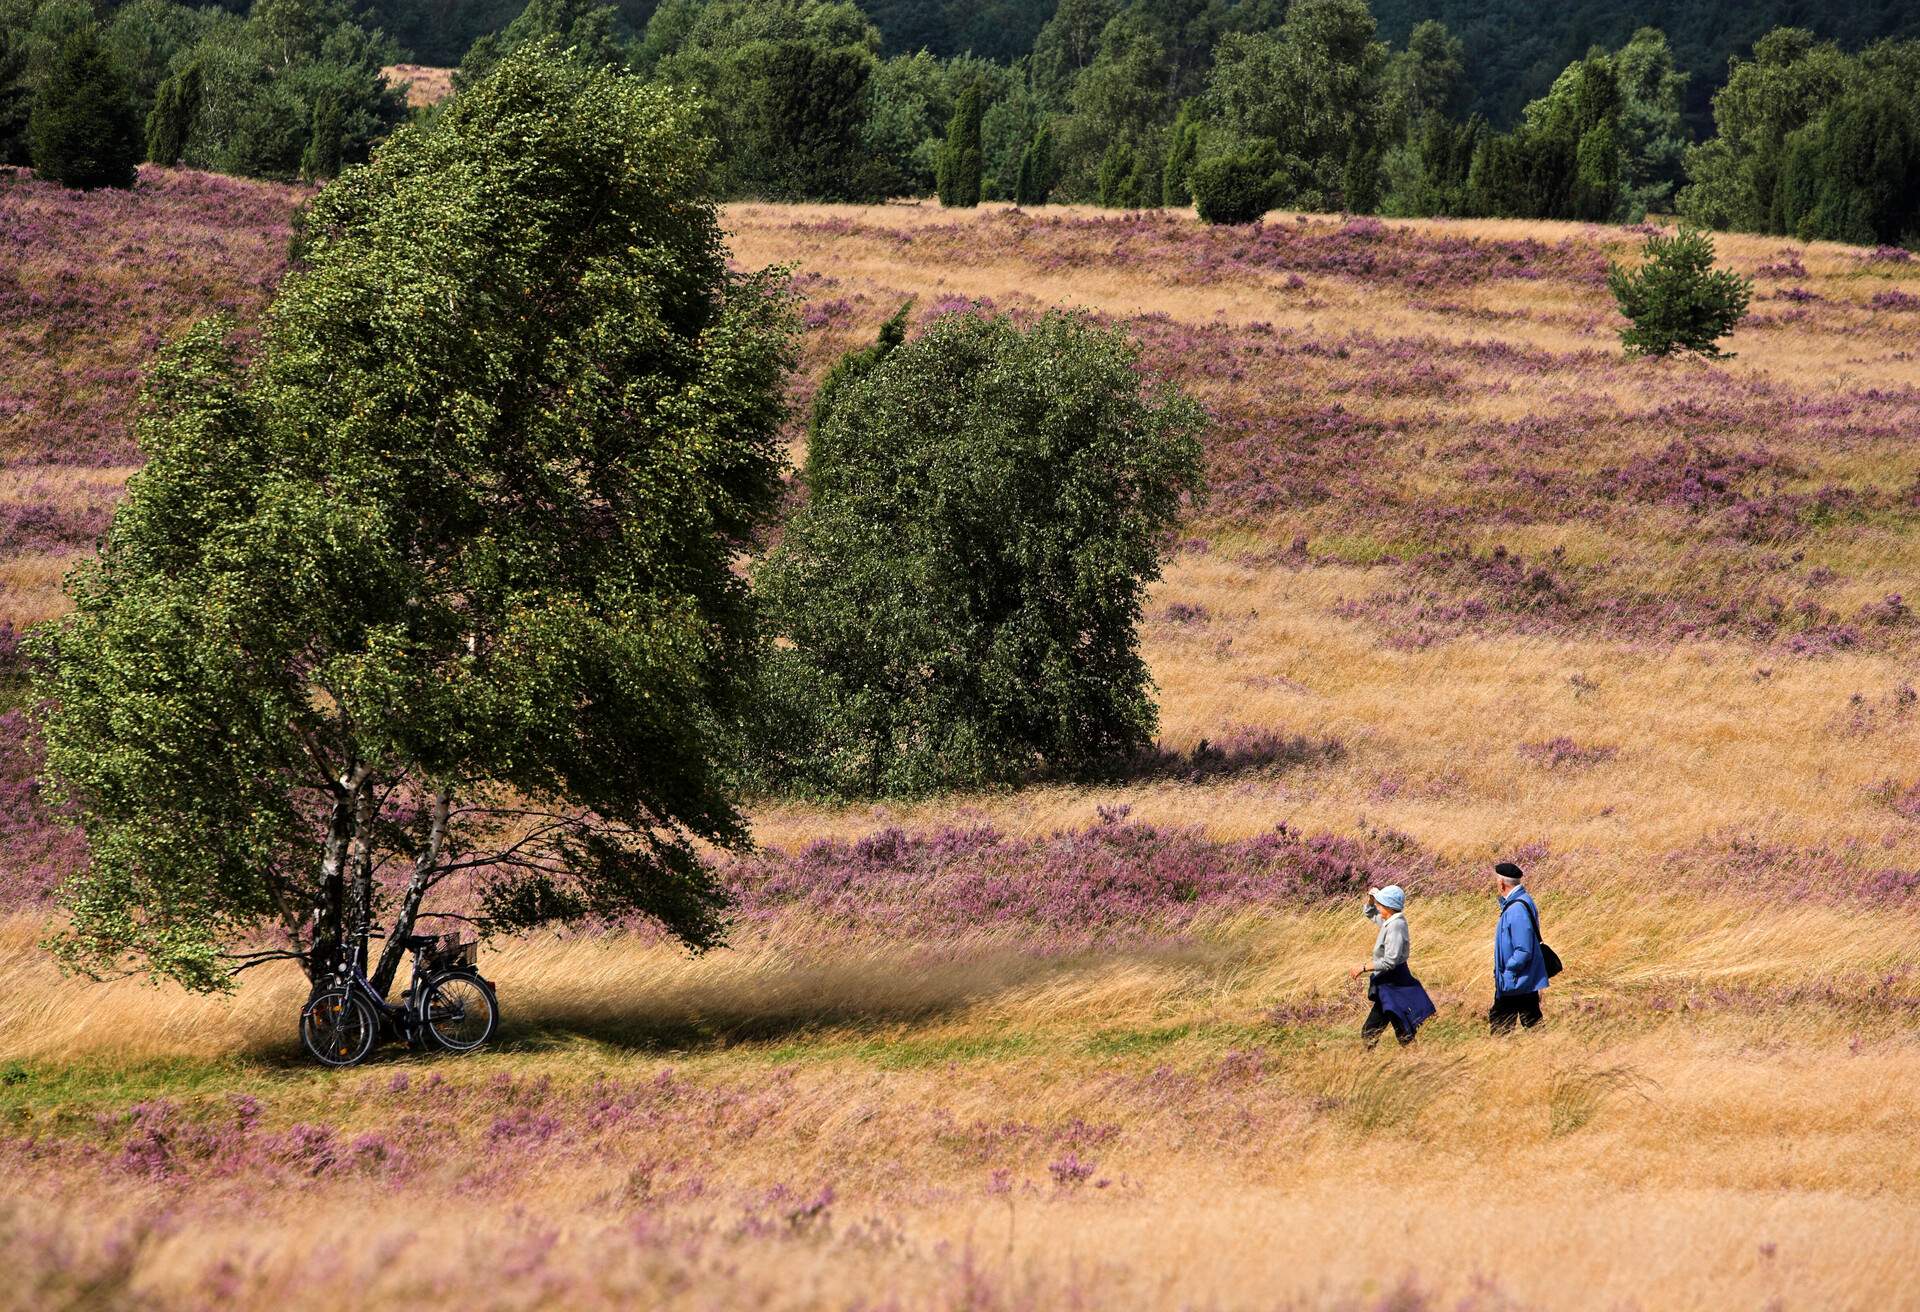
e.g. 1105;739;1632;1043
418;972;497;1053
300;988;378;1067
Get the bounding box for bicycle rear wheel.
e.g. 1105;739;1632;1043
418;972;497;1053
301;988;378;1067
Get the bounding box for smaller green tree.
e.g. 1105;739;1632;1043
937;77;983;207
755;310;1206;798
1606;228;1752;358
1190;142;1279;224
30;23;142;189
145;60;200;165
1014;122;1052;206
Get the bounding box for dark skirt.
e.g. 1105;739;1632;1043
1367;963;1437;1031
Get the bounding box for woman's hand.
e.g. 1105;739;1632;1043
1349;964;1367;981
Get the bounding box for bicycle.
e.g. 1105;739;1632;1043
299;931;500;1068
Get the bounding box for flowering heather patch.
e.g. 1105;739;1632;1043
1673;834;1920;906
1516;737;1617;769
0;167;302;467
722;811;1439;944
0;497;111;555
1872;289;1920;311
819;209;1609;293
0;709;85;906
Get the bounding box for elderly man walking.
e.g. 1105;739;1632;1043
1489;861;1549;1033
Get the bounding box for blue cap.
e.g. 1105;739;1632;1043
1370;885;1405;911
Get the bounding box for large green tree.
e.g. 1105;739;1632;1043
1205;0;1389;208
30;44;797;992
754;310;1206;799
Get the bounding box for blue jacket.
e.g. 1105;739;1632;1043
1494;888;1550;995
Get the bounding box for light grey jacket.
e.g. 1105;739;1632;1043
1365;907;1410;976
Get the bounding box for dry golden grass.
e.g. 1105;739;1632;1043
8;202;1920;1309
5;892;1919;1309
383;63;454;107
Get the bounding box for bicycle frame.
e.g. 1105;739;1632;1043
316;938;437;1043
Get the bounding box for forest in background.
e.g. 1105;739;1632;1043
2;0;1918;243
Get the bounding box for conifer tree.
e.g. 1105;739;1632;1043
937;78;983;207
30;24;142;190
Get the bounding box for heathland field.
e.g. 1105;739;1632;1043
4;170;1920;1309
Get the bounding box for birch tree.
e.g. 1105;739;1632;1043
30;42;795;992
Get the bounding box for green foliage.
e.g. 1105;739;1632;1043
0;23;31;166
807;298;912;444
1190;140;1279;224
1606;227;1752;357
1366;0;1919;133
1771;81;1920;245
1051;11;1170;201
29;22;141;189
1676;29;1853;231
1206;0;1388;207
646;0;885;200
1383;18;1465;134
935;76;982;207
754;310;1205;799
861;48;945;194
30;44;798;990
1096;137;1155;208
124;0;406;182
735;39;882;200
1611;27;1689;219
1160;100;1199;207
144;59;198;165
1014;121;1053;206
454;0;626;92
299;86;342;178
1380;111;1482;217
1468;53;1623;221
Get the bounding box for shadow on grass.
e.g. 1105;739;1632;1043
493;938;1242;1059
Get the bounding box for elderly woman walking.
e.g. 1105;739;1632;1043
1350;885;1436;1046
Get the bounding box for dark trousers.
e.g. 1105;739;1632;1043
1362;1001;1415;1047
1488;990;1542;1034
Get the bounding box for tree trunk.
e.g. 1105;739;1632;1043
343;777;376;977
371;785;453;997
310;794;355;982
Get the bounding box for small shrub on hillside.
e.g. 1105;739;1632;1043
1191;144;1279;225
29;24;142;190
1606;228;1752;357
754;310;1207;799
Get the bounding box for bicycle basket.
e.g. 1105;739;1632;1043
428;934;477;970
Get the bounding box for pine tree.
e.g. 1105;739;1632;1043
30;25;142;190
1606;228;1752;357
937;79;984;208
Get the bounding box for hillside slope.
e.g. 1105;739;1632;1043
3;178;1920;1310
